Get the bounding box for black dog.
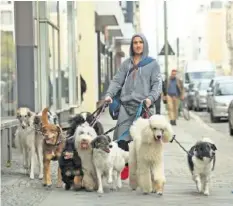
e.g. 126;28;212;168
67;112;104;137
59;137;83;190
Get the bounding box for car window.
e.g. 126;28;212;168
215;82;233;96
200;82;209;90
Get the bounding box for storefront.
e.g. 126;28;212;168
0;1;79;119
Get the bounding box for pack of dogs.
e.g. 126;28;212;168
14;106;217;196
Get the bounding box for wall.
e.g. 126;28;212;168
76;2;97;112
205;10;228;67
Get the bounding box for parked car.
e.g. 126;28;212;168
186;81;199;110
228;99;233;136
209;79;233;123
206;76;233;112
193;79;210;111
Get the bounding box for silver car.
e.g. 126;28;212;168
193;79;210;111
209;80;233;123
206;76;233;112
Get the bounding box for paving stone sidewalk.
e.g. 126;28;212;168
1;109;233;206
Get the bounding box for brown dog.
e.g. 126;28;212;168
41;107;65;188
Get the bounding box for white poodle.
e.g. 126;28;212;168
129;114;175;195
74;122;98;191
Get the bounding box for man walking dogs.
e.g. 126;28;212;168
104;33;162;148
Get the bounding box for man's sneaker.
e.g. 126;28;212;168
121;166;129;180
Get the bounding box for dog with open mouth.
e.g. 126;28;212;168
187;137;217;196
41;107;65;188
91;135;129;194
59;137;83;190
74;122;98;191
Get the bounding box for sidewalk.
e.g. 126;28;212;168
2;108;233;206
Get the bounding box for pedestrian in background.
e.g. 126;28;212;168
163;69;184;125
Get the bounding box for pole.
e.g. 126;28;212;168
176;37;179;70
164;0;168;79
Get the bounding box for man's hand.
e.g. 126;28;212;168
144;98;152;108
105;96;113;104
180;95;184;101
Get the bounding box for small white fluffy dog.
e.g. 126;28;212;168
74;122;98;191
187;137;217;196
15;107;43;179
129;114;174;195
91;135;129;193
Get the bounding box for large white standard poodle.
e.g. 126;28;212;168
129;114;175;195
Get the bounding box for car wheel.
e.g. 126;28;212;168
229;122;233;136
210;110;219;123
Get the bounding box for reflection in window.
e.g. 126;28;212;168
185;71;215;83
217;83;233;96
47;1;58;25
1;11;13;25
0;31;17;117
210;1;222;9
199;82;210;90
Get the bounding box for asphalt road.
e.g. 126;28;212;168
191;109;231;136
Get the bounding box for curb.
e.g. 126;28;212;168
189;111;216;132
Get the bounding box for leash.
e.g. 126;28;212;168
90;102;108;127
170;135;191;156
115;102;144;142
103;101;153;139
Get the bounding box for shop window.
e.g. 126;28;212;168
0;30;17;117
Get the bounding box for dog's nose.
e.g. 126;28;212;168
109;145;113;148
157;135;162;139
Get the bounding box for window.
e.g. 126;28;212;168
0;1;11;5
1;11;13;25
210;1;222;9
0;30;17;117
216;82;233;95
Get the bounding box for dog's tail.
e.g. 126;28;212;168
41;107;49;125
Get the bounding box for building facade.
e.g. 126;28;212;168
226;1;233;75
189;1;229;73
0;1;134;119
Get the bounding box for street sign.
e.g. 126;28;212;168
158;42;175;56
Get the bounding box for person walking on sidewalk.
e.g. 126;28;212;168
105;33;162;144
104;33;162;179
163;69;184;125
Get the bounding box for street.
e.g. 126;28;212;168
1;111;233;206
191;110;230;135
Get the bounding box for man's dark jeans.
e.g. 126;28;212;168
155;95;161;114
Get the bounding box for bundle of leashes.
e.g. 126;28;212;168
81;100;192;157
89;102;108;127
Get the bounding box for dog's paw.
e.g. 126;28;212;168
97;189;104;194
46;184;52;190
203;190;209;196
29;175;35;180
39;174;43;180
56;182;63;188
157;192;163;196
107;178;113;184
65;184;71;190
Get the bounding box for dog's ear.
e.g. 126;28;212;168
106;135;111;143
211;143;217;151
56;126;62;136
16;108;21;119
91;138;98;149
